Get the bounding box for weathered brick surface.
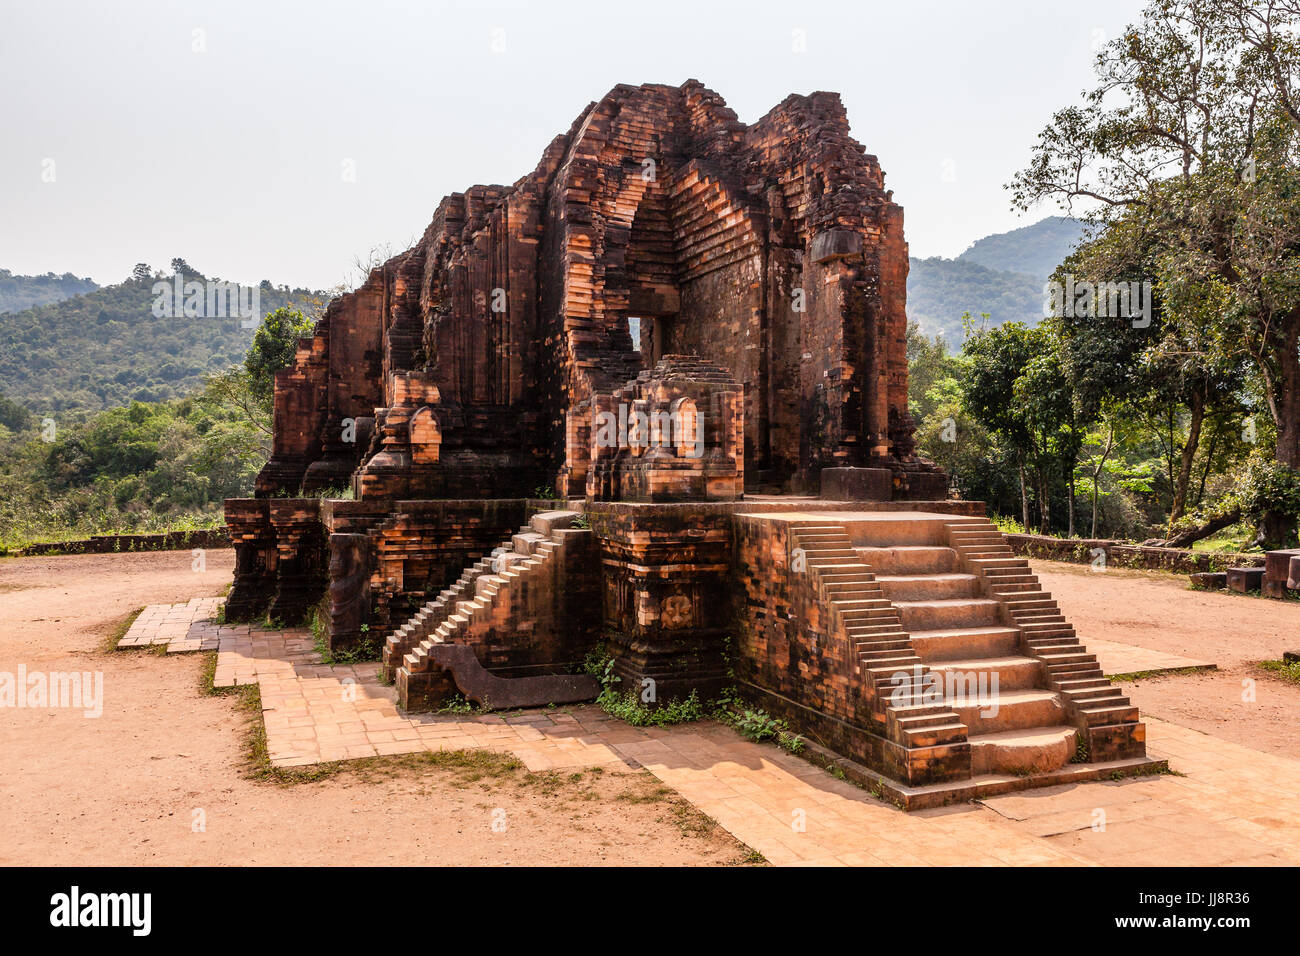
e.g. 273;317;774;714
218;81;995;787
250;80;940;500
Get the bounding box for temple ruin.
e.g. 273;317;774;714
225;81;1159;806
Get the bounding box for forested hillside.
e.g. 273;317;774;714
0;260;330;412
905;217;1089;341
0;269;99;314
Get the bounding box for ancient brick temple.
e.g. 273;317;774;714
225;81;1158;807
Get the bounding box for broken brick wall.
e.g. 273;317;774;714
251;79;934;503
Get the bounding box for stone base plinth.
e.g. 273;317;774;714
820;467;893;501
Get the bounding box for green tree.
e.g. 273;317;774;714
960;319;1037;529
244;307;314;402
1011;0;1300;546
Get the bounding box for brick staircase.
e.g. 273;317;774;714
389;511;599;711
788;525;968;777
380;554;499;683
790;512;1152;796
941;519;1145;762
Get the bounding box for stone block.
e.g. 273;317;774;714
820;467;893;501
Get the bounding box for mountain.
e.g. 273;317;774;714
906;216;1090;341
906;257;1044;340
956;215;1090;280
0;262;331;413
0;270;99;314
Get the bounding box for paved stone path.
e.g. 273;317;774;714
116;598;224;651
1088;638;1214;676
118;601;1300;866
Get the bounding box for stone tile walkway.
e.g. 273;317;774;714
119;601;1299;866
116;598;224;651
1089;638;1214;677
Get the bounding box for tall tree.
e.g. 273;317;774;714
1011;0;1300;545
961;322;1037;529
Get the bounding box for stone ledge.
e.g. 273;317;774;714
796;736;1169;811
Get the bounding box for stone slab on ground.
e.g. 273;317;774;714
1088;638;1215;677
116;598;223;650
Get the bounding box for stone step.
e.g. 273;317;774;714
925;655;1044;691
951;688;1068;736
898;721;969;749
862;655;925;675
989;582;1042;594
1055;676;1108;692
812;567;875;582
1040;650;1096;667
1077;702;1140;726
1003;597;1057;610
846;614;906;628
909;625;1021;660
960;547;1012;558
799;547;857;558
832;599;890;613
807;556;864;568
855;640;913;655
821;582;877;596
950;532;1005;543
969;725;1077;775
512;531;546;554
1061;685;1127;705
1011;614;1065;627
895;598;1002;630
1020;620;1073;632
855;545;957;574
876;573;981;601
474;574;505;598
529;509;580;536
976;557;1031;569
848;625;910;640
851;516;954;546
1025;635;1081;650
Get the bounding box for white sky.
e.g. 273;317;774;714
0;0;1146;290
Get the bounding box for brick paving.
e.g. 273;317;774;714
118;600;1300;865
116;597;224;651
1087;638;1214;676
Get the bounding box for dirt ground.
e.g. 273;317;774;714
1033;559;1300;761
0;549;752;866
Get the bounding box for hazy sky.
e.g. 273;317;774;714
1;0;1146;290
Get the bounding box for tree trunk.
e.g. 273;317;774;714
1272;316;1300;470
1170;391;1204;526
1037;466;1051;534
1194;419;1220;510
1261;309;1300;548
1154;507;1242;548
1067;471;1076;538
1255;510;1300;550
1091;483;1100;538
1018;458;1030;531
1091;423;1115;539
